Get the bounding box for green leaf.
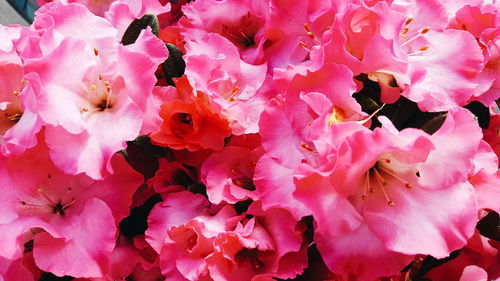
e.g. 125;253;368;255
161;43;186;86
121;14;160;45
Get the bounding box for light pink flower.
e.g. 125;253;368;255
24;3;166;179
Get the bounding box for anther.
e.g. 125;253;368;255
401;27;431;47
385;159;391;163
300;142;315;152
93;48;99;56
303;23;312;33
378;165;413;190
98;74;103;80
13;90;20;96
103;81;110;87
420;27;430;34
404;17;414;25
90;85;97;91
82;108;89;112
387;200;395;207
299;41;311;52
419;45;429;51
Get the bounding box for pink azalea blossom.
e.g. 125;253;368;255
201;143;263;204
0;26;43;157
0;142;142;277
183;33;268;134
293;108;481;279
23;3;166;179
180;0;269;64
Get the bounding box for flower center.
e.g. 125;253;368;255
360;158;415;207
18;185;75;217
235;248;265;271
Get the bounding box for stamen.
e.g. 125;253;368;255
299;41;311;52
407;48;429;56
239;29;251;42
7;113;22;122
19;201;45;208
36;188;57;205
377;165;413;189
303;23;312;33
62;197;76;210
400;27;431;47
227;86;240;102
356;103;386;125
361;172;369;200
372;167;394;206
300;142;315;152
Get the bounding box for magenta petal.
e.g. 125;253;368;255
33;198;116;278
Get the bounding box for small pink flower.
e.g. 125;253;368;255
201;144;263;204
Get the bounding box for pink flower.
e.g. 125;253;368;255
180;0;269;64
293;108;481;279
205;202;308;281
0;26;43;156
184;33;268;134
0;142;142;277
147;158;198;194
146;191;226;280
24;3;166;179
254;62;362;219
201;142;263;204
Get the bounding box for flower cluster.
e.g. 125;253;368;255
0;0;499;280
